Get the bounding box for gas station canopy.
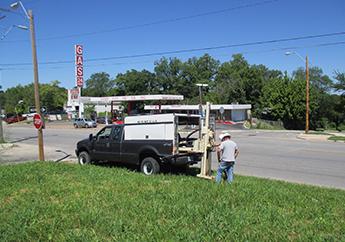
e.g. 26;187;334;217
80;94;184;104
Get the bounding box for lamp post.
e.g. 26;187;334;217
0;83;3;143
11;1;45;160
15;99;23;123
285;51;310;134
196;83;209;105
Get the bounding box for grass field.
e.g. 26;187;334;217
0;162;344;241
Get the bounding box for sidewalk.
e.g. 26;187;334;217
297;132;345;142
0;143;77;164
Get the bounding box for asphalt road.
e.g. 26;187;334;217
3;124;345;190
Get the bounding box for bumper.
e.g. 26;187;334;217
162;153;202;166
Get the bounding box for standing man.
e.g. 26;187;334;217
216;132;239;184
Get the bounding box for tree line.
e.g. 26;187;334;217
1;54;344;130
0;80;67;115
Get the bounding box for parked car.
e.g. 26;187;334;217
73;118;97;128
96;117;112;124
4;115;27;124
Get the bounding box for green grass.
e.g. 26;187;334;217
308;131;332;135
1;162;345;241
328;136;345;142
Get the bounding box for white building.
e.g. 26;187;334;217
144;104;252;122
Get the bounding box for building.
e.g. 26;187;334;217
144;104;252;122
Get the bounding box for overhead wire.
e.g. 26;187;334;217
1;40;345;71
0;0;279;43
1;30;345;67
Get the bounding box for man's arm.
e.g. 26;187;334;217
235;148;239;159
216;143;223;162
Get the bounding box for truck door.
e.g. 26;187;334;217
105;125;122;162
93;126;113;160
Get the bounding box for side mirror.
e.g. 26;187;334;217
89;134;93;141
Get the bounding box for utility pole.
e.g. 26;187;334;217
0;92;4;143
29;9;44;160
305;56;310;134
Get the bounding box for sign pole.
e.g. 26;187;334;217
75;44;84;118
29;10;44;161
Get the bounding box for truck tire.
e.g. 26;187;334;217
140;157;160;175
78;151;91;165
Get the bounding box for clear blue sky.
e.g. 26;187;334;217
0;0;344;90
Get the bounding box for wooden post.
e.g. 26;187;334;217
29;10;44;161
305;56;309;134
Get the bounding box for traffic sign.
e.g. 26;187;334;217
33;113;43;130
29;106;47;113
219;106;225;114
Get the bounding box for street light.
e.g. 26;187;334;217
0;85;3;143
285;51;310;134
10;1;29;18
15;100;24;122
196;83;209;105
10;1;45;160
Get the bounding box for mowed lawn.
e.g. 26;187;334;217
0;162;344;241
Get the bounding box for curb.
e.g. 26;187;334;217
296;134;332;142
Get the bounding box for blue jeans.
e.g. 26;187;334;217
216;161;234;184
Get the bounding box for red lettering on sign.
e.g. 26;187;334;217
76;66;83;76
77;77;83;87
75;45;83;55
76;55;83;65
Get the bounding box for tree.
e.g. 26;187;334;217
182;54;219;103
83;72;115;97
334;71;345;94
40;81;67;112
293;67;333;92
154;57;184;95
3;81;67;114
214;54;281;110
154;54;219;103
115;69;157;95
259;77;289;121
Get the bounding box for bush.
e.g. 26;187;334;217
337;123;345;131
252;119;284;130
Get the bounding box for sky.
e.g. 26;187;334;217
0;0;344;90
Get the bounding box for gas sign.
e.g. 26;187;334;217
75;44;83;87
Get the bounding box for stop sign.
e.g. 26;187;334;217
33;113;43;129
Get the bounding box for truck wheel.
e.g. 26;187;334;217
78;151;91;165
141;157;160;175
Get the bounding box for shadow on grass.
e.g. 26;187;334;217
92;161;200;177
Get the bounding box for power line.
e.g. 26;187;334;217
0;7;21;16
1;30;345;66
1;40;345;71
0;0;279;43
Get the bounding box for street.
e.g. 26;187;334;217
2;124;345;190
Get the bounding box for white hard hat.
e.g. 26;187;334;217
219;132;231;140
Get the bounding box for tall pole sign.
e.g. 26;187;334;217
75;44;83;87
75;44;83;117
